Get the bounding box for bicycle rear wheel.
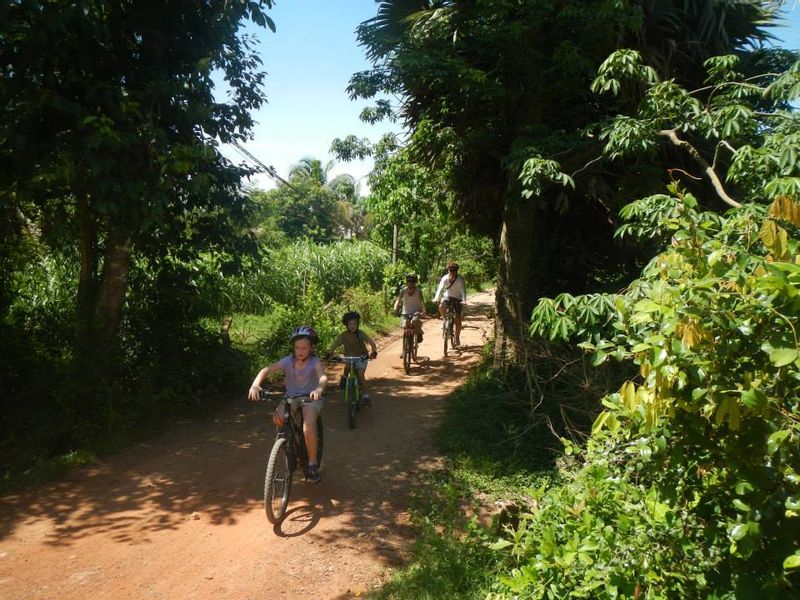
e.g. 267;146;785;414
346;379;357;429
264;437;292;524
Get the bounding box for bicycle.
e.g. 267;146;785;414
401;311;421;374
261;390;324;524
331;354;369;429
441;298;461;356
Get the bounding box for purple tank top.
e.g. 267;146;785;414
277;355;321;396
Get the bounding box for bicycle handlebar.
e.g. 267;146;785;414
257;387;315;402
328;354;370;363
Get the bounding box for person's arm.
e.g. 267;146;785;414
248;360;282;401
432;276;445;302
364;333;378;357
328;332;343;356
310;359;328;400
460;276;467;302
392;289;403;313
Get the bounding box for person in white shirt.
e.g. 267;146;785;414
393;273;425;343
432;261;467;346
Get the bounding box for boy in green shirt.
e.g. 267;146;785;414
329;311;378;406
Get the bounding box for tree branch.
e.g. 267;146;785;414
657;129;740;208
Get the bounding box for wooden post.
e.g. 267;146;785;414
392;223;398;265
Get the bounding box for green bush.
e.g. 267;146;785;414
507;190;800;598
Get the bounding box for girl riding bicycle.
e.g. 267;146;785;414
393;273;425;343
328;311;378;406
248;325;327;483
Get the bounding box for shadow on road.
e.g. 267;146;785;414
0;290;496;584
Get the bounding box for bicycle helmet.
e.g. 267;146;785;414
405;273;418;282
447;261;459;271
342;311;361;326
290;325;318;345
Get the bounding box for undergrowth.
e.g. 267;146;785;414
374;339;628;599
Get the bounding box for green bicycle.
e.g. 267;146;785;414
333;354;370;429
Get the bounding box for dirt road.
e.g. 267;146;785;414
0;290;495;600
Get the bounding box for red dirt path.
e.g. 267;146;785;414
0;290;495;600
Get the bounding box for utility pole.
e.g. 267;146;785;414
392;223;398;265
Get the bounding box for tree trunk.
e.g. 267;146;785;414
75;195;98;349
494;194;539;368
94;224;133;347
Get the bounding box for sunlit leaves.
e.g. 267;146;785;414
519;157;574;199
528;176;800;592
591;49;659;95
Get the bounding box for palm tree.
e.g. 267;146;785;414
285;157;364;239
289;157;333;186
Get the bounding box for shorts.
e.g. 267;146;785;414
281;395;324;415
399;313;422;329
441;297;463;316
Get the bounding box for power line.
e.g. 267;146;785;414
229;140;297;191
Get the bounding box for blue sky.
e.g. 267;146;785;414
224;1;800;192
222;0;389;192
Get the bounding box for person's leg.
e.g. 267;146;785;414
454;304;462;344
438;301;446;319
302;404;319;464
302;403;322;482
413;314;423;342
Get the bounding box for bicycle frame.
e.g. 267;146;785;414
401;312;420;374
334;355;367;429
442;300;458;356
263;392;324;524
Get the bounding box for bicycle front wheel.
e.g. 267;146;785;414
346;379;357;429
443;320;449;357
316;416;324;467
264;437;292;524
403;335;412;374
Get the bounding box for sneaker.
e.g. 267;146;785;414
307;463;321;484
361;394;371;407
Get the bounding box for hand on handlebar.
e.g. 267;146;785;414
248;384;262;402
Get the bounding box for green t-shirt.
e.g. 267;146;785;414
331;330;371;356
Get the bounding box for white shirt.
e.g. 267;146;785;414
397;287;424;314
433;274;466;302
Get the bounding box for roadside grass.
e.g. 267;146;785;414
372;339;631;599
372;352;558;599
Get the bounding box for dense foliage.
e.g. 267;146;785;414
490;54;800;598
347;0;779;362
502;191;800;598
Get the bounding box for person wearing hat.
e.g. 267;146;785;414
328;311;378;406
393;273;425;344
248;325;326;483
432;261;467;347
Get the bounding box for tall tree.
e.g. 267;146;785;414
260;157;363;241
0;1;275;363
349;0;779;364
